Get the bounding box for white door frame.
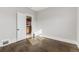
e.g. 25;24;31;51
16;12;33;41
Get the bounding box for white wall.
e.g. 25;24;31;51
77;8;79;44
37;7;77;42
0;7;36;46
0;7;77;47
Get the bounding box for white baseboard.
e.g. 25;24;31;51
0;38;16;47
41;35;79;47
0;35;79;48
0;38;26;47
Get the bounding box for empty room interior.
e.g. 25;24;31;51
0;7;79;52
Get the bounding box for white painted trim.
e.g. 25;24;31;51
41;35;79;47
0;38;16;47
0;38;26;47
0;35;79;48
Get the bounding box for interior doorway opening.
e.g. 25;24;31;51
26;16;32;38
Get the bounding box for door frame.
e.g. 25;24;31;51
16;12;33;41
25;13;33;36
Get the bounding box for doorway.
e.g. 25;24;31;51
17;12;33;41
26;16;32;38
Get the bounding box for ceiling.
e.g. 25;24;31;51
29;7;48;11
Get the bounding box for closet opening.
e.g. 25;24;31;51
26;16;32;38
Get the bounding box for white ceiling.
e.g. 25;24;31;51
29;7;48;11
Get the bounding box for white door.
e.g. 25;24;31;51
17;12;26;41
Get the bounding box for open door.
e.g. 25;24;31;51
17;12;26;41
